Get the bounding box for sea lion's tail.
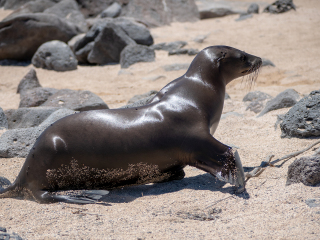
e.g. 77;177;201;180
0;177;19;198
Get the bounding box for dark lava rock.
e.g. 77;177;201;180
32;40;78;71
0;107;8;129
0;13;80;60
198;1;241;20
243;91;272;102
168;48;199;56
1;0;31;10
0;227;23;240
151;41;187;52
280;90;320;138
113;17;154;46
162;63;190;72
235;13;253;22
4;107;60;129
101;2;121;18
225;92;231;100
76;0;115;18
4;0;57;15
17;68;41;94
120;0;199;28
258;89;300;117
120;44;155;69
19;87;58;108
41;89;109;111
0;108;76;158
263;0;296;14
248;3;259;14
286;155;320;186
43;0;88;33
74;21;135;65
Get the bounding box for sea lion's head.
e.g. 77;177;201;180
202;46;262;85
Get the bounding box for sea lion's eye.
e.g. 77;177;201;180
240;55;246;62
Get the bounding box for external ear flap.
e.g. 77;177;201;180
217;52;227;62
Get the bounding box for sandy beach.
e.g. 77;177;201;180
0;0;320;239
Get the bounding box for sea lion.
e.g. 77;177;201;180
0;46;261;204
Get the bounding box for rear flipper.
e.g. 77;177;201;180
216;149;246;193
34;190;110;204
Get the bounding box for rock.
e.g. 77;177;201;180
0;13;80;60
248;3;259;14
258;89;300;117
17;68;42;94
168;48;199;56
243;91;272;102
101;2;121;18
1;0;30;10
4;0;57;16
286;155;320;186
225;92;231;100
76;0;115;18
263;0;296;14
74;21;135;65
127;90;158;104
43;0;88;33
162;63;190;72
193;34;209;43
0;227;23;240
4;107;60;129
246;101;264;114
41;89;109;111
19;87;58;108
113;17;154;46
120;0;199;28
235;13;253;22
32;40;78;71
0;107;8;129
305;199;320;208
68;33;86;52
120;44;155;69
75;42;95;64
197;1;241;19
262;58;276;67
0;108;76;158
280;90;320;138
151;41;187;52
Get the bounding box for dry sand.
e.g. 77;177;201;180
0;0;320;239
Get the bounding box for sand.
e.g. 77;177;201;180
0;0;320;239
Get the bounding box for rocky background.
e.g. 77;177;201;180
0;0;320;239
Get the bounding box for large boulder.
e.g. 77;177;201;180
120;0;199;27
120;44;155;69
74;21;135;64
43;0;88;32
286;155;320;186
1;0;30;10
113;17;154;46
32;40;78;71
41;89;109;111
3;0;57;15
0;108;76;158
19;87;58;108
0;13;80;60
4;107;60;129
280;90;320;138
257;89;300;117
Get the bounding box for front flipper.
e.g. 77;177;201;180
33;190;109;204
